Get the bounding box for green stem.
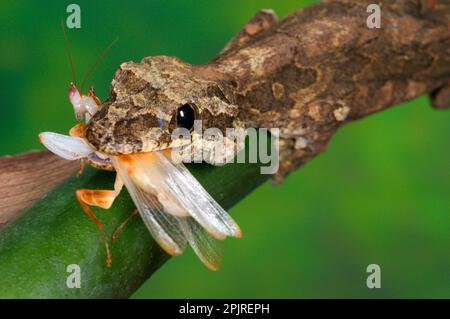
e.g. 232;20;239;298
0;149;269;298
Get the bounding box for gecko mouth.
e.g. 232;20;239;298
87;152;112;167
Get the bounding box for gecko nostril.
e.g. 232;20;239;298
157;118;165;129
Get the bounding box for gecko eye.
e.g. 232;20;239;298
175;104;195;130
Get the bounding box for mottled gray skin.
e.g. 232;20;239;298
86;56;241;156
86;1;449;181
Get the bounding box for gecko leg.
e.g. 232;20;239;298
76;174;123;267
111;209;139;244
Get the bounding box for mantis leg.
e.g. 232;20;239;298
69;123;87;177
111;209;139;244
76;174;123;267
76;159;85;177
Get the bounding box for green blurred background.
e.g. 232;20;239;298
0;0;449;298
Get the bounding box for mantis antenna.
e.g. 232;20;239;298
61;17;77;84
80;36;119;92
61;16;118;92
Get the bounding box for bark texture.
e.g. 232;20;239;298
203;0;450;181
0;151;78;228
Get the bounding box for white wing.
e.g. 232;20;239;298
156;152;242;240
112;156;187;256
111;152;239;270
179;218;223;271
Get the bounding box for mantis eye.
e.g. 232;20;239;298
175;104;195;130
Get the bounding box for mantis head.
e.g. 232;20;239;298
68;83;101;122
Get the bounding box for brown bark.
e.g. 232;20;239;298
0;151;78;228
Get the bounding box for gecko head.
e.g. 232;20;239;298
85;56;244;163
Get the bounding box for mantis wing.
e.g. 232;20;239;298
155;152;242;240
112;156;187;256
111;152;230;269
179;217;223;271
